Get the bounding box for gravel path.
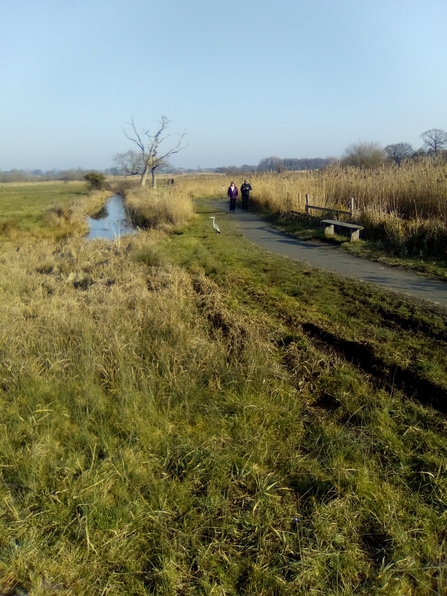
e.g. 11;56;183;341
209;200;447;308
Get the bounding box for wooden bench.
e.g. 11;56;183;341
321;219;364;241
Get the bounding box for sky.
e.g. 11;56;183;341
1;0;446;171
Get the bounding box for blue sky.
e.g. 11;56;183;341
1;0;446;170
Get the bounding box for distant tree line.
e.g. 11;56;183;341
214;156;338;175
0;167;114;183
219;128;447;174
257;156;338;172
342;129;447;169
214;165;257;175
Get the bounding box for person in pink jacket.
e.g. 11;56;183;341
227;181;238;212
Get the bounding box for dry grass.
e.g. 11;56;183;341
0;231;283;594
184;159;447;259
120;183;195;230
1;207;447;594
243;159;447;218
2;177;447;594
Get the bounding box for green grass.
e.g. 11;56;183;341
1;198;447;594
0;181;90;238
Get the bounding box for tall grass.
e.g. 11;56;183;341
1;212;447;594
247;158;447;219
0;233;291;594
1;178;447;594
120;182;195;230
195;159;447;260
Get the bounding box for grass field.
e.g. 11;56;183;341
0;181;109;240
1;181;447;595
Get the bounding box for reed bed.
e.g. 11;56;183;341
156;159;447;220
182;159;447;259
123;183;195;230
235;160;447;218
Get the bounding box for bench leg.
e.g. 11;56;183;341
350;229;360;241
324;224;335;237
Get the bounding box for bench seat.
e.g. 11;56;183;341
321;219;364;241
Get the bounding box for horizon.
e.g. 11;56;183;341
0;155;338;174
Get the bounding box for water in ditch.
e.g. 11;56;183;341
85;194;136;240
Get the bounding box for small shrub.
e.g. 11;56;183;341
85;172;106;190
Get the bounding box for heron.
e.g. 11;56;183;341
209;216;221;234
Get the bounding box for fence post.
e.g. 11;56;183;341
305;194;309;214
349;197;354;217
298;193;301;208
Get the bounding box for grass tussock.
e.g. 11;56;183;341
123;184;194;230
1;201;447;594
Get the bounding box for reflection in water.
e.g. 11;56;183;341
86;194;136;240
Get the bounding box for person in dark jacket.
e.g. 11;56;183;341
241;179;253;211
227;181;238;212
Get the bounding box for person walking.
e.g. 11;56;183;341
227;181;238;212
241;179;253;211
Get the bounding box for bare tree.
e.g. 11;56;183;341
420;129;447;154
384;143;414;165
117;116;188;188
114;149;144;178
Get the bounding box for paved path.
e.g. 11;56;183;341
209;200;447;308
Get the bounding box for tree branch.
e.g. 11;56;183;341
120;115;188;186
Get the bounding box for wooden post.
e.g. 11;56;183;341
298;192;301;206
305;194;309;214
349;197;355;217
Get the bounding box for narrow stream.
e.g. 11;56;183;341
85;194;136;240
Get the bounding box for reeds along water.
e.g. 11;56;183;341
123;183;195;229
119;162;447;258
